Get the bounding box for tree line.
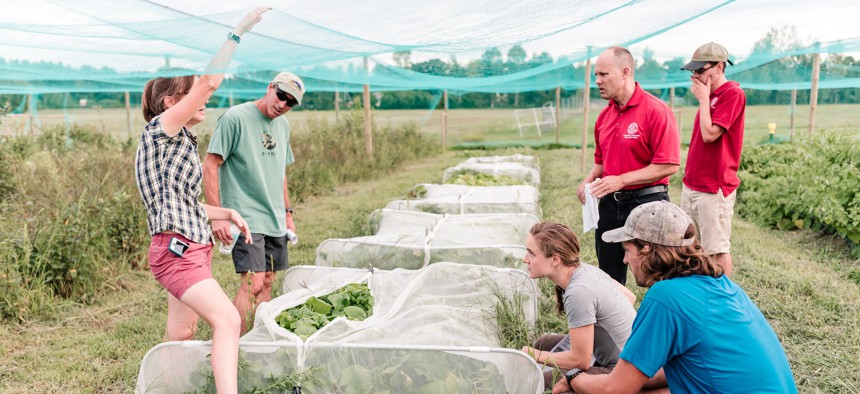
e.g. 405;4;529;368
2;27;859;111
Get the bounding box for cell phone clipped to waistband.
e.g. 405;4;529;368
168;237;190;257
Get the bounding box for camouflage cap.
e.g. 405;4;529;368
602;201;695;246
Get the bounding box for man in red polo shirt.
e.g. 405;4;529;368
680;42;746;276
576;46;680;285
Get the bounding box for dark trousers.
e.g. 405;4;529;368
595;191;670;285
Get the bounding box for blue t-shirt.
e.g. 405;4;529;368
620;275;797;393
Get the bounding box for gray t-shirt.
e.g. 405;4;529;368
564;263;636;367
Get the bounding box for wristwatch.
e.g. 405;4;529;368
227;31;241;44
566;369;583;388
285;207;294;214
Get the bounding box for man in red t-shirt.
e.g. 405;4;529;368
576;46;681;285
680;42;746;276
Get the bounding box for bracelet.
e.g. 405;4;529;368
227;32;241;44
286;207;294;214
566;369;583;388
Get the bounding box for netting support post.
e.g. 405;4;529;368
669;87;675;111
27;94;34;135
581;48;592;172
335;90;340;123
789;89;797;142
555;86;561;144
808;50;820;138
125;91;132;139
442;90;448;150
670;87;682;134
228;91;234;107
363;56;373;157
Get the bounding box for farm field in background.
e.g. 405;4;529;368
4;103;859;146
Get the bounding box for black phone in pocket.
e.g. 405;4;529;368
168;237;190;257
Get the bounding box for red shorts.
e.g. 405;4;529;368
148;233;213;299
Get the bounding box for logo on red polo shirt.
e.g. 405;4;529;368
624;122;640;139
710;97;719;108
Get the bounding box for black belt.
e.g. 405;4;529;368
612;185;668;202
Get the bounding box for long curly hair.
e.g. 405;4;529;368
628;224;723;286
529;221;580;315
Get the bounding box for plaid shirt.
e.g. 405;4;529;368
135;116;212;245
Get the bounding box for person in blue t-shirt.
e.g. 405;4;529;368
565;201;797;394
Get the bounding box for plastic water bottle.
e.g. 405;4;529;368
218;224;242;254
285;229;298;245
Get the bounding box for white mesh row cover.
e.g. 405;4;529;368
136;263;543;393
270;263;537;339
258;263;537;344
461;154;540;170
442;155;541;185
135;342;543;393
384;183;541;217
315;210;538;270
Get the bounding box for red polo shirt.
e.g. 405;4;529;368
594;83;680;190
683;81;746;196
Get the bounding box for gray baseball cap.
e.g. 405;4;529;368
602;201;695;246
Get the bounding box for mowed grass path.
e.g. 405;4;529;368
1;147;858;392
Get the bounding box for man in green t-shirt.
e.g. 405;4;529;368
203;72;304;332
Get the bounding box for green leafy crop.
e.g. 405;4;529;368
445;170;529;186
275;283;374;339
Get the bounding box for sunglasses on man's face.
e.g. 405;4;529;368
274;87;299;107
692;63;717;75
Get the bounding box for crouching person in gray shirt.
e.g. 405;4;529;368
520;221;637;392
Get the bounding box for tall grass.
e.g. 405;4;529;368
0;126;146;321
287;110;439;201
0;113;439;322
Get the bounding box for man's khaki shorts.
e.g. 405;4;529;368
681;185;736;255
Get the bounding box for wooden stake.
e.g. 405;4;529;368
27;94;34;135
790;89;796;142
808;52;820;137
124;91;132;138
581;52;592;172
669;86;675;111
555;86;561;144
442;90;448;150
363;57;373;157
335;90;340;123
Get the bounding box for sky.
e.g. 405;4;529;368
154;0;860;61
1;0;859;69
627;0;860;62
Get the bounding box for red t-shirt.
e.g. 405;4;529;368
683;81;746;196
594;83;680;190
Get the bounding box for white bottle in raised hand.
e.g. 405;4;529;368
219;225;242;254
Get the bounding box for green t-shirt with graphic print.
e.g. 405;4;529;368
207;102;294;236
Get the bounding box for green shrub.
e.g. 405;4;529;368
0;125;146;320
287;110;439;201
738;130;860;256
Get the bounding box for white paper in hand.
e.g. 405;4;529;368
582;181;600;233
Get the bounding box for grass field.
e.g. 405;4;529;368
5;102;860;147
1;106;859;392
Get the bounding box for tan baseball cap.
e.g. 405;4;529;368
681;42;734;71
271;72;305;105
602;201;695;246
